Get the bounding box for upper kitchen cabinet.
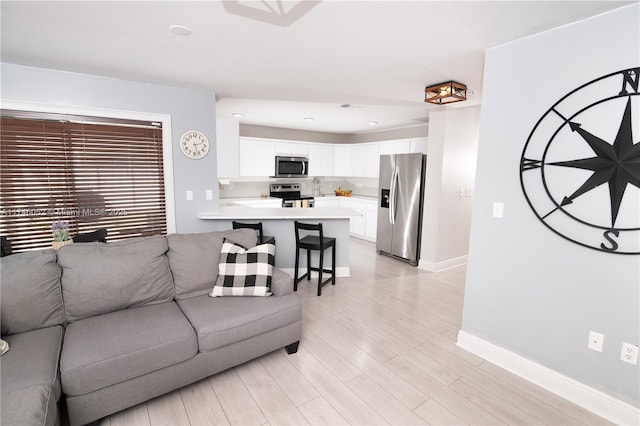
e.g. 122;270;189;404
410;137;428;154
308;143;334;176
351;143;379;178
239;137;276;177
215;117;240;177
378;139;411;156
333;144;352;176
275;141;309;156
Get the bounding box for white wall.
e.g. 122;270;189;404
460;3;639;414
420;105;479;271
1;63;219;233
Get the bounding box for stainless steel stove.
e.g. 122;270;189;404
269;184;315;208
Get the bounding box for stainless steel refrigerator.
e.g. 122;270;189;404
376;153;426;265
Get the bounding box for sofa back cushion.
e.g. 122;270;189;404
167;229;257;299
1;250;65;335
57;236;174;322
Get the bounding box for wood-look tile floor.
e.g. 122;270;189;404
98;238;610;426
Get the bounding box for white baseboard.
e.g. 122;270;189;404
418;255;467;272
279;266;350;278
456;330;640;425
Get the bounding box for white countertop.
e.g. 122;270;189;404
198;206;362;220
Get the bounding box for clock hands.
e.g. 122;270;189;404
549;98;640;228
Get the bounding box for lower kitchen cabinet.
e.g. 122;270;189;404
337;197;377;242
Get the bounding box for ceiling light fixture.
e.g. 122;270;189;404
424;81;467;105
231;113;244;118
303;117;314;122
368;121;378;126
169;25;192;36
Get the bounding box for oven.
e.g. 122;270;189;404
270;183;315;208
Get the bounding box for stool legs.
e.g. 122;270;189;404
332;244;336;285
294;246;300;291
318;248;324;296
293;244;335;296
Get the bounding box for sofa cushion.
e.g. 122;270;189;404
167;229;258;299
60;301;197;396
211;239;275;297
176;294;302;352
1;326;63;400
0;249;64;335
1;385;58;426
57;235;174;322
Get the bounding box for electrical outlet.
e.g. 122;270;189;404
588;331;604;352
205;189;213;200
186;190;193;201
620;342;638;365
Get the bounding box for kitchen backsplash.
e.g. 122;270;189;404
218;177;378;198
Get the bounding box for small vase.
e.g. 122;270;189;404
313;181;321;196
52;240;72;250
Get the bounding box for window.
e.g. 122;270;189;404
0;111;167;252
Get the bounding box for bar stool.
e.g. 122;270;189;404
294;221;336;296
232;221;275;245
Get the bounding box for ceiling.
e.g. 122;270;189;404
1;1;633;134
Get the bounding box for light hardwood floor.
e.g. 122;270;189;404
97;238;610;426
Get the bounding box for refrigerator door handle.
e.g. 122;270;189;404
390;168;398;225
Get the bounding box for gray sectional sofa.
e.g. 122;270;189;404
0;229;303;426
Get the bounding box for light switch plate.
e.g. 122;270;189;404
186;190;193;201
493;202;504;218
205;189;213;200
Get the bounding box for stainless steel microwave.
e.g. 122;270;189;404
274;156;308;178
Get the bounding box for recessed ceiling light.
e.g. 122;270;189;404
231;113;244;118
303;117;314;122
368;121;378;126
169;25;192;36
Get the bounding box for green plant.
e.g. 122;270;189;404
51;221;70;242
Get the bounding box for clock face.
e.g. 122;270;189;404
520;67;639;255
180;130;209;159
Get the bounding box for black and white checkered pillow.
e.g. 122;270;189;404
210;238;275;297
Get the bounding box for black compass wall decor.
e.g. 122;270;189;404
520;67;639;255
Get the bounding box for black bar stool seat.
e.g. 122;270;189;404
232;221;275;245
294;221;336;296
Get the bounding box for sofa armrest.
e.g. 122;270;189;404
270;268;293;297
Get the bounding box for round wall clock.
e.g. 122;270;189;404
180;130;209;159
520;67;639;255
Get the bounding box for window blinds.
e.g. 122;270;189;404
0;112;167;252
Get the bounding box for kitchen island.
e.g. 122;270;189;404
198;207;361;277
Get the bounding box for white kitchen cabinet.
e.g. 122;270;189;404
364;198;378;240
378;140;411;156
410;137;428;154
343;198;366;236
336;197;378;241
351;143;379;178
215;117;240;178
239;137;276;177
308;143;334;176
313;197;341;208
275;141;309;157
333;145;352;176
